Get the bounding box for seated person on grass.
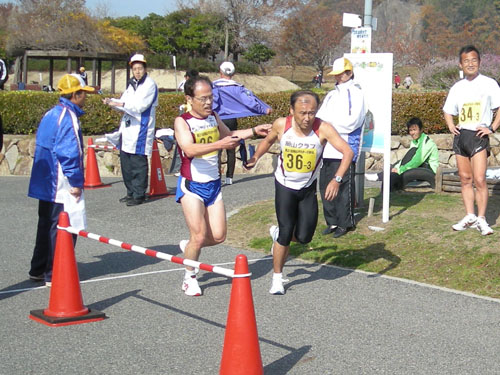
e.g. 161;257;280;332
366;117;439;190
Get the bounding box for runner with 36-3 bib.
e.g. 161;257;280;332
246;91;354;295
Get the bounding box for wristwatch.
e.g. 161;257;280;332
335;175;343;183
488;125;494;132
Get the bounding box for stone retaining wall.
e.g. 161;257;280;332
3;133;500;177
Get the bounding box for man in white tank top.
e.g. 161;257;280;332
246;91;353;294
174;76;271;296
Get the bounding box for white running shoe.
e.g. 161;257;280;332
269;225;279;255
365;173;379;182
179;240;199;274
452;214;477;231
475;217;493;236
225;177;233;185
182;275;202;296
269;275;288;295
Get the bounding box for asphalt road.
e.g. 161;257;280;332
1;175;499;375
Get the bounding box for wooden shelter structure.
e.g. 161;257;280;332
13;50;130;94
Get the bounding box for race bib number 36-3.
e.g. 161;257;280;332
459;102;481;126
194;127;219;158
283;146;316;173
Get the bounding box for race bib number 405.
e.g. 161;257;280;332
283;147;316;173
194;127;219;158
459;102;481;126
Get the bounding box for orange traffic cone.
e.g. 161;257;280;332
148;140;169;198
29;212;106;327
84;137;111;189
220;255;263;375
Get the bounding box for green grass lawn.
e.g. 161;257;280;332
227;188;500;299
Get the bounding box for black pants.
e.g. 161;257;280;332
30;200;64;282
319;159;356;229
120;151;148;199
219;118;237;178
382;167;436;191
275;179;318;246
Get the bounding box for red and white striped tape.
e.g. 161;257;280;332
59;225;237;278
88;144;117;151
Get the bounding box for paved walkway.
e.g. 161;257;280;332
0;175;499;374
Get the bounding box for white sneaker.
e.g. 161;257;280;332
365;173;379;182
269;275;288;295
225;177;233;185
269;225;279;255
179;240;199;274
182;275;202;296
475;217;493;236
452;214;477;231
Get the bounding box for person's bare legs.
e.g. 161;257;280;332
471;150;488;217
269;234;299;294
180;196;226;270
272;242;290;274
456;155;475;215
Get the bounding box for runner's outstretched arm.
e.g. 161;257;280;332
245;118;283;169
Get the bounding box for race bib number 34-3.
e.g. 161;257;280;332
194;127;219;158
283;146;316;173
459;102;481;126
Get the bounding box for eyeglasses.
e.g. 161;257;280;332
192;95;213;103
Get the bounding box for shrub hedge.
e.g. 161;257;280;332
0;90;450;136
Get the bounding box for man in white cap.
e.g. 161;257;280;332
103;53;158;206
316;57;367;238
28;74;94;286
212;61;271;185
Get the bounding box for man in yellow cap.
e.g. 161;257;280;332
103;53;158;206
316;57;367;238
28;74;94;287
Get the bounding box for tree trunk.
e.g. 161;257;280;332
224;23;229;60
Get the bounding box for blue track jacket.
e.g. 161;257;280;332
28;97;85;203
212;79;270;120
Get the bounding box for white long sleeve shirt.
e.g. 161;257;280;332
114;74;158;156
316;79;366;161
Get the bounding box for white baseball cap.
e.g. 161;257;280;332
220;61;235;76
129;53;147;66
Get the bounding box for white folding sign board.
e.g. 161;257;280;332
346;53;393;222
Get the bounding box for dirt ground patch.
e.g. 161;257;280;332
8;69;301;94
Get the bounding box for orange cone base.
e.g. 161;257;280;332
147;191;170;199
29;308;106;327
84;182;111;189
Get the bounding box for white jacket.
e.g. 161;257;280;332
114;74;158;156
316;79;366;161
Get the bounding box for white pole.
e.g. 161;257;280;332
364;0;372;28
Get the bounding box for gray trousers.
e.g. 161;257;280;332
120;151;148;199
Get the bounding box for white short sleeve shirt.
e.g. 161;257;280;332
443;74;500;131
